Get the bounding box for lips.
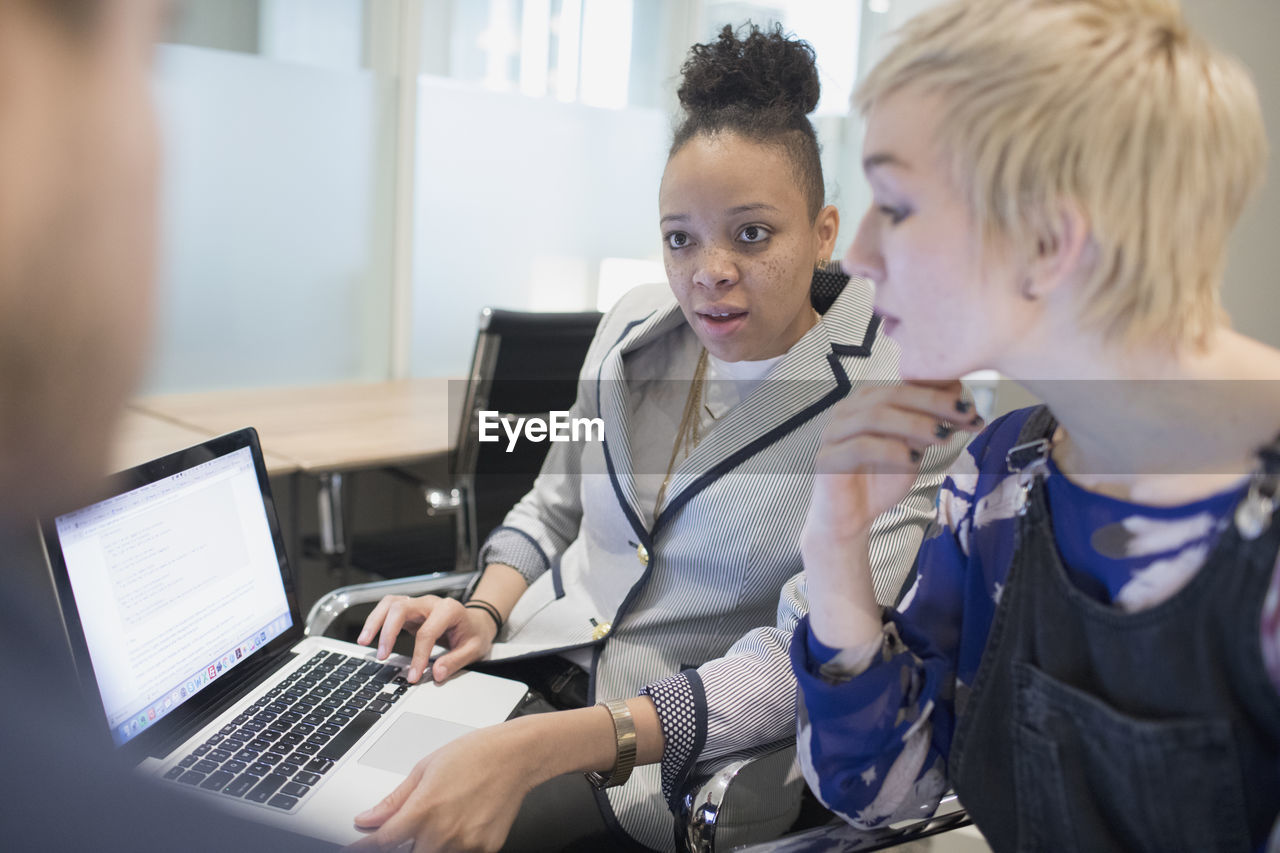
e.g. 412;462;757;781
694;305;749;338
698;308;748;323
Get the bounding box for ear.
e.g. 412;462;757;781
1025;199;1090;299
814;204;840;261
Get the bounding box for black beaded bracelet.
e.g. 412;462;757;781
464;599;504;634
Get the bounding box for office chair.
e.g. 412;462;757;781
677;741;971;852
447;307;603;571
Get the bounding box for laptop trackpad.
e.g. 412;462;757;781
358;713;476;776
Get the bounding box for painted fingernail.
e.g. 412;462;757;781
955;399;972;414
909;449;922;463
407;667;420;682
935;422;954;439
377;645;387;658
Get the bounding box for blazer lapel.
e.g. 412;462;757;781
654;277;880;532
595;302;687;535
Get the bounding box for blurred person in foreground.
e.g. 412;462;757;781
0;1;323;849
792;0;1280;850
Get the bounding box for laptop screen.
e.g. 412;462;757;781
51;442;293;747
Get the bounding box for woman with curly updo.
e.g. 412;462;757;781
349;23;965;853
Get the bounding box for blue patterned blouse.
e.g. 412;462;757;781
791;405;1280;833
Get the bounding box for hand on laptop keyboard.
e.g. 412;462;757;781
357;594;498;684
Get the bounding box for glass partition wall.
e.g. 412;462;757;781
147;0;935;389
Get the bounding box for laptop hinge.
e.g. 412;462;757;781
147;648;299;759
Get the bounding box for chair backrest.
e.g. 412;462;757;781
453;308;603;564
810;263;849;314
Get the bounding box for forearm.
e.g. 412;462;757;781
469;563;528;621
802;526;884;650
508;696;665;785
791;615;948;827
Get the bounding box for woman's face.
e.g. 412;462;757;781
659;132;838;362
843;87;1038;380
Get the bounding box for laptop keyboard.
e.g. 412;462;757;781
162;651;410;811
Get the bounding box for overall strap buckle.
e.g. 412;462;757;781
1233;430;1280;540
1006;438;1053;517
1234;478;1276;541
1006;407;1058;516
1006;438;1053;474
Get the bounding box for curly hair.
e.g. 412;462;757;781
672;23;826;219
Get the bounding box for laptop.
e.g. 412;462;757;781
40;427;526;845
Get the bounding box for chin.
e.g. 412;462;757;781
896;353;970;383
700;340;747;362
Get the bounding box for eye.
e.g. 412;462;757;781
878;205;910;225
665;232;690;250
738;225;770;243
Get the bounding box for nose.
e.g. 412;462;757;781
842;207;885;284
692;246;740;290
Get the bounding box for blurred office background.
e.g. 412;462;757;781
150;0;1280;395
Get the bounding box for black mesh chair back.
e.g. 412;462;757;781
811;262;849;313
452;308;603;567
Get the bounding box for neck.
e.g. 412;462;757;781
1003;326;1280;504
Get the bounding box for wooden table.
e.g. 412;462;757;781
125;380;458;562
109;409;227;474
130;379;455;473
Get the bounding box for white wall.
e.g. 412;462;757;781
408;78;671;378
146;46;395;392
1181;0;1280;348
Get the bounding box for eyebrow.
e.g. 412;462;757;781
726;203;781;216
659;203;781;225
863;152;910;172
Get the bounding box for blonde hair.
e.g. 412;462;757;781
856;0;1267;348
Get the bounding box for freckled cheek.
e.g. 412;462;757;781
756;246;804;294
663;256;686;290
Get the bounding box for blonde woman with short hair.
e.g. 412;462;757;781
792;0;1280;849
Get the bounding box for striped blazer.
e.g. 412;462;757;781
479;280;960;850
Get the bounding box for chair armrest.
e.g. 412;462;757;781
304;570;479;638
677;741;804;853
677;739;971;853
731;792;971;853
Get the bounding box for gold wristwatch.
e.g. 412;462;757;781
584;699;637;789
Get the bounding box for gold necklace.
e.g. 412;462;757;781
654;348;708;516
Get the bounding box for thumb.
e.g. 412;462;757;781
354;764;422;829
431;639;484;683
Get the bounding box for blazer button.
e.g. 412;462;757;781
636;543;649;566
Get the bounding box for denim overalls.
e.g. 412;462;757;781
950;406;1280;852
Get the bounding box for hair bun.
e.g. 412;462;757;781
678;23;820;118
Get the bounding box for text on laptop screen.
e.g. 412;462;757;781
54;446;292;745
